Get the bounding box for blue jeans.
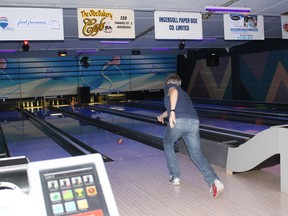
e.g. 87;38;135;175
163;118;218;187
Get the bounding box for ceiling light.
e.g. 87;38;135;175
193;37;217;41
204;6;251;13
80;57;90;68
132;49;141;55
58;50;67;57
22;40;29;52
0;49;17;53
179;40;185;50
206;49;219;67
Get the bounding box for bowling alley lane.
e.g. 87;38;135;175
131;99;288;125
0;110;71;161
6;107;164;162
50;116;163;161
90;104;269;135
1;101;269;163
59;105;165;138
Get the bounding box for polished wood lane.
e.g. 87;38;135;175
105;153;287;216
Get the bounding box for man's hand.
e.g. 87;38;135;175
157;111;168;124
157;115;164;124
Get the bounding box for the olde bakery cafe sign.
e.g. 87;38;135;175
77;8;135;39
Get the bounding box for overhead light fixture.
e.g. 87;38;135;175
204;6;251;13
0;49;17;53
206;49;219;67
193;37;217;41
22;40;29;52
100;41;129;44
179;40;185;50
80;56;90;68
132;49;141;55
58;50;67;57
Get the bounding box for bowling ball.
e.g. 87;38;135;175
96;117;100;120
117;138;123;144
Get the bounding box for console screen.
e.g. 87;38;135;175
39;163;110;216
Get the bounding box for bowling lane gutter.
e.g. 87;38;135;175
192;98;288;111
195;107;288;126
49;106;165;151
16;108;113;162
0;125;9;157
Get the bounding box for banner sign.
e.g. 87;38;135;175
281;15;288;39
154;11;203;39
0;7;64;40
224;14;264;40
77;8;135;39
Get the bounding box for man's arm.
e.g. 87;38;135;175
169;87;178;128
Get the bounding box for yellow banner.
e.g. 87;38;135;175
77;8;135;39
